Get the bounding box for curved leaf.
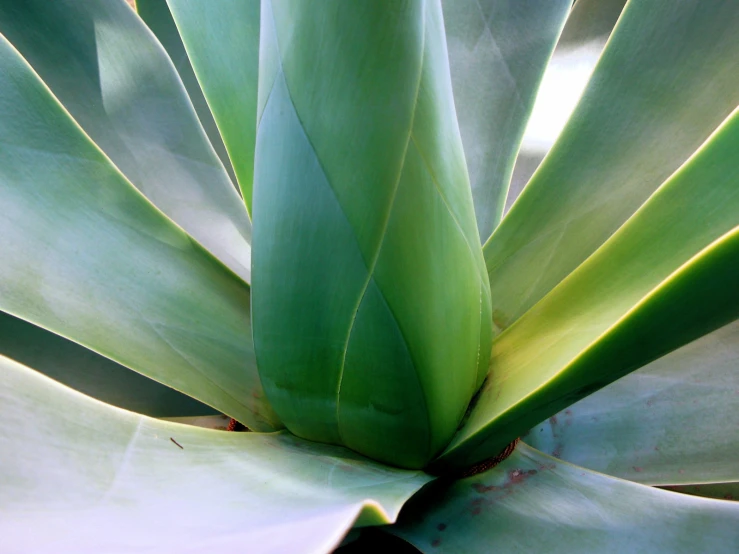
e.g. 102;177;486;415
391;443;739;553
442;0;570;240
134;0;239;190
524;320;739;485
432;108;739;472
0;33;278;430
164;0;260;213
252;0;490;469
0;0;252;281
484;0;739;331
0;356;432;554
0;310;214;417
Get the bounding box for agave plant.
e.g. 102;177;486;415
1;0;738;551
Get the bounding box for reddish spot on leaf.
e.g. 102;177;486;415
565;410;572;416
633;466;643;473
431;538;442;547
549;415;558;425
472;483;497;493
724;494;734;500
471;506;482;516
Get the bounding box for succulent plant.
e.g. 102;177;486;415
1;0;738;552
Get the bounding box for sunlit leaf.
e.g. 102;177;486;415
524;320;739;485
0;33;279;430
252;0;490;468
0;0;252;281
135;0;240;190
163;0;261;213
433;107;739;471
0;310;214;417
484;0;739;330
391;443;739;553
442;0;570;240
0;356;432;553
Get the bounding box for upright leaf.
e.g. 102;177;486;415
442;0;570;240
0;356;432;554
432;108;739;471
0;0;252;281
163;0;261;213
252;0;491;469
525;320;739;485
391;443;739;553
484;0;739;331
135;0;240;190
0;33;278;430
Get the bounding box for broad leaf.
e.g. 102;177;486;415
0;356;433;554
252;0;490;468
432;108;739;472
0;310;213;417
442;0;570;241
484;0;739;331
135;0;240;190
390;443;739;553
524;320;739;485
0;0;252;281
0;33;278;430
163;0;261;213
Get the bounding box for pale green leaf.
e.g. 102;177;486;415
0;356;432;553
390;443;739;553
0;310;214;417
432;107;739;471
0;0;252;281
252;0;489;469
443;0;570;240
135;0;240;190
164;0;260;213
0;33;279;430
484;0;739;331
524;319;739;485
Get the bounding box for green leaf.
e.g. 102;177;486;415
252;0;490;469
390;443;739;553
163;0;261;213
0;310;214;417
431;107;739;472
0;356;433;553
0;33;278;431
483;0;739;331
134;0;240;191
0;0;252;281
442;0;570;241
524;320;739;485
556;0;627;48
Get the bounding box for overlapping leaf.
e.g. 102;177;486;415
0;0;252;281
162;0;261;212
484;0;739;331
135;0;240;190
432;107;739;471
391;443;739;553
525;320;739;485
252;0;490;468
0;356;432;554
442;0;570;240
0;310;213;417
0;33;278;430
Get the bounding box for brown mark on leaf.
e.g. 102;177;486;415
436;523;447;532
633;466;643;473
431;538;442;547
170;437;183;449
227;419;249;432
